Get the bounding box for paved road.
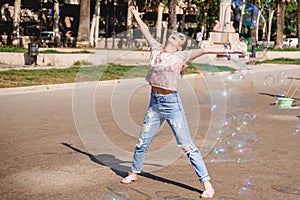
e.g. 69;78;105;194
1;64;300;199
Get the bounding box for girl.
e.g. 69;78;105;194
121;6;246;198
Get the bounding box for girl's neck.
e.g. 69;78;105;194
163;45;177;53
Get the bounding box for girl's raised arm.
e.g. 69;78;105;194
188;44;249;62
129;6;153;43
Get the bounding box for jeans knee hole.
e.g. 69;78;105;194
183;146;193;153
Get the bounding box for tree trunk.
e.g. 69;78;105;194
267;9;275;47
275;1;286;48
126;0;133;30
90;0;101;47
126;0;133;48
77;0;91;47
94;1;101;47
53;1;61;47
298;0;300;48
239;0;246;33
12;0;21;47
168;0;177;31
156;3;164;42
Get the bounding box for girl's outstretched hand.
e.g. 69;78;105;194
129;6;144;16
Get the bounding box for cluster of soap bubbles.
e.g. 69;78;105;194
208;111;258;163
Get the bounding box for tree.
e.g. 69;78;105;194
168;0;176;31
76;0;91;47
194;0;218;40
156;2;165;42
275;0;287;48
298;0;300;47
266;6;275;46
90;0;101;47
126;0;134;30
12;0;21;47
285;0;297;37
53;0;61;47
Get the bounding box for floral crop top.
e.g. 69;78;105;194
146;38;191;91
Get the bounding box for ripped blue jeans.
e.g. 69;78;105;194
131;90;211;183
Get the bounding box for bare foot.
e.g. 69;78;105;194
120;172;137;184
201;181;215;198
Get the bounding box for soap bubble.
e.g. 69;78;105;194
217;127;236;142
264;75;276;86
277;71;291;86
226;131;258;163
232;111;256;132
232;0;268;61
275;71;293;97
236;177;255;196
207;141;230;162
223;113;235;127
233;1;265;29
211;104;217;111
293;123;300;135
236;73;249;81
103;191;129;200
293;128;300;135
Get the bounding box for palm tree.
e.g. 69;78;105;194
12;0;21;47
275;0;287;48
168;0;177;31
76;0;91;47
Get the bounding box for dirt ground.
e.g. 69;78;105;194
0;64;300;200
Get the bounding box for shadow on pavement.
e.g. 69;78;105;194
61;142;202;194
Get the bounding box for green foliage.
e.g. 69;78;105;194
284;1;298;36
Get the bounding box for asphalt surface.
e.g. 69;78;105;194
0;63;300;200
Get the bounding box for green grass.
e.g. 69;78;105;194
0;47;93;54
271;48;300;51
0;47;27;53
255;58;300;65
0;63;235;88
0;67;79;88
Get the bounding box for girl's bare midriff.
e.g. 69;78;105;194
151;86;174;95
